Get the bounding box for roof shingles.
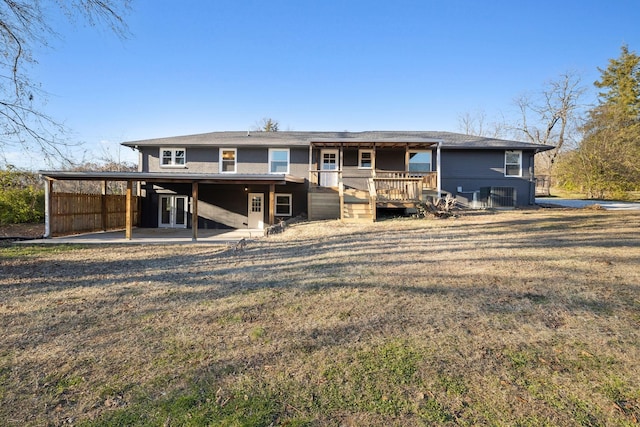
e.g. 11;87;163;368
122;131;553;151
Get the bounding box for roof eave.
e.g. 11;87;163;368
39;171;305;184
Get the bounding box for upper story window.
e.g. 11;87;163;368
359;149;373;169
269;148;290;174
220;148;237;173
408;151;431;172
161;148;186;167
505;150;522;177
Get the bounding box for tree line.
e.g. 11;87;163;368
555;46;640;199
0;1;637;203
460;45;640;200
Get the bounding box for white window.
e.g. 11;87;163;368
160;148;186;167
219;148;237;173
359;149;373;169
269;148;290;174
505;150;522;177
408;151;431;172
275;193;292;216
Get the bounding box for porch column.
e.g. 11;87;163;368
371;144;377;176
308;144;313;185
405;144;410;172
192;181;199;241
44;178;53;238
268;183;275;225
125;180;133;240
436;142;442;198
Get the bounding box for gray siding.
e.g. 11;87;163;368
140;182;308;228
376;149;405;171
142;146;309;178
143;146;216;173
441;149;536;207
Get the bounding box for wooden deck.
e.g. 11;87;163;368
309;171;436;222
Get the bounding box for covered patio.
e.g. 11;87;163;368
39;171;303;241
22;227;261;244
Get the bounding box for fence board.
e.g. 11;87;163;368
51;193;139;236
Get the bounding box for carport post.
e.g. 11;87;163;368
268;183;275;225
125;180;133;240
101;180;108;231
192;181;199;241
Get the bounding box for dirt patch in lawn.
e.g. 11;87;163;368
1;210;639;426
0;223;44;239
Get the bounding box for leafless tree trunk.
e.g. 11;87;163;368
513;72;586;175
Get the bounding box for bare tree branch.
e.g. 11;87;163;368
512;71;586;174
0;0;131;166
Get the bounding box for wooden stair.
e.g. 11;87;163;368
342;188;374;222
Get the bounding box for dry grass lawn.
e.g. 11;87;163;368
1;209;639;426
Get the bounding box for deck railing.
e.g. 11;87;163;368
310;170;436;187
310;169;437;201
309;169;342;187
375;171;437;189
373;176;422;201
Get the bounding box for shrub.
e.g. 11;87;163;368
0;187;45;225
0;169;45;225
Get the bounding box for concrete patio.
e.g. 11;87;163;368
24;227;264;244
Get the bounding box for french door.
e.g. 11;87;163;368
159;195;188;228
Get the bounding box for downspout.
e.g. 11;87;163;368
436;142;442;198
44;178;52;238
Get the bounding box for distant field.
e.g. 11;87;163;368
1;210;639;426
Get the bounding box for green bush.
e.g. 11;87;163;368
0;168;45;225
0;187;45;225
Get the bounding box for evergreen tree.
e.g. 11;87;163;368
556;45;640;198
594;45;640;120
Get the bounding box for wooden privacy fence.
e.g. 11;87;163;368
51;193;140;236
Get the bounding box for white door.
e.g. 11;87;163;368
320;149;339;187
248;193;264;229
159;195;188;228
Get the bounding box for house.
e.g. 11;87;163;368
40;131;552;239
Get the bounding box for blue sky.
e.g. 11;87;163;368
13;0;640;168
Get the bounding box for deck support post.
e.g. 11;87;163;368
125;180;133;240
192;181;199;241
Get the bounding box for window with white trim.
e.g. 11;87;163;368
359;149;373;169
269;148;290;174
275;193;292;216
160;148;186;167
219;148;237;173
505;150;522;177
408;151;431;172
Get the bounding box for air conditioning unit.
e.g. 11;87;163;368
479;187;516;208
